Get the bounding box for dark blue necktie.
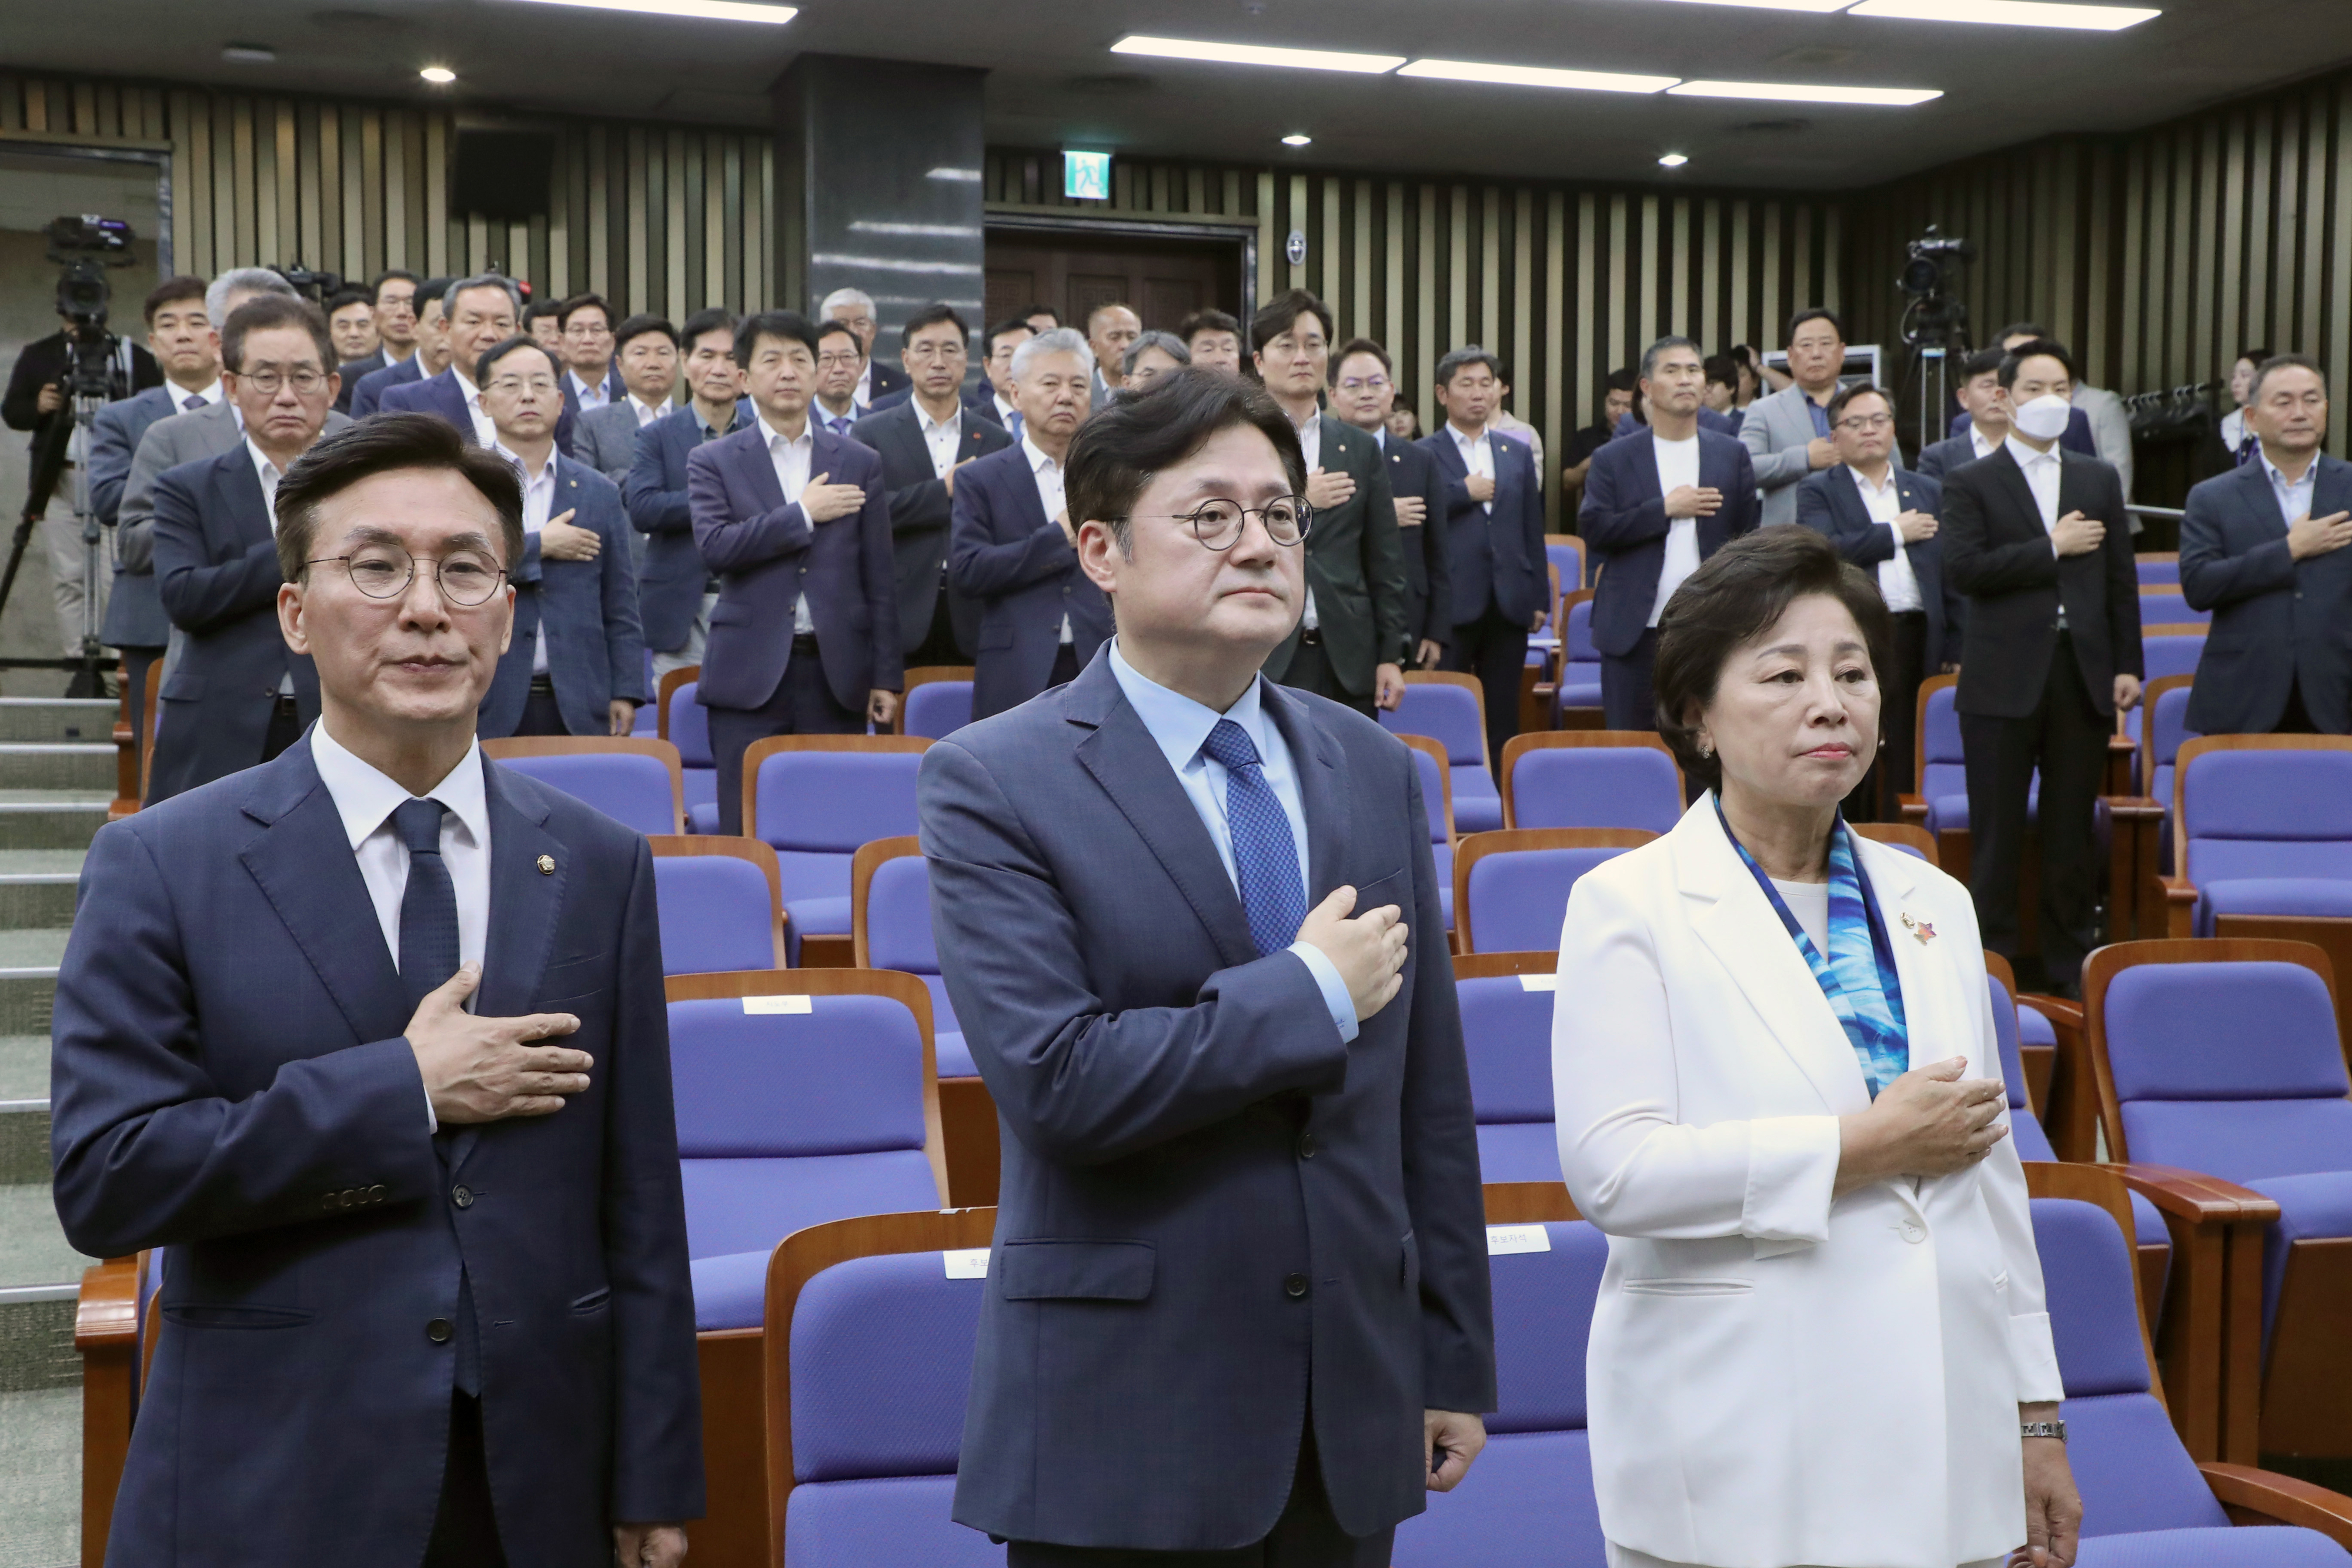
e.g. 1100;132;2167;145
394;798;458;1010
1201;718;1307;958
182;394;205;412
1005;409;1024;442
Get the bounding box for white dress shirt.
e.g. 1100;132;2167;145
171;378;225;413
245;438;298;697
1648;433;1703;628
567;369;612;413
916;400;963;480
1023;433;1075;644
1849;464;1923;613
451;368;496;447
1449;423;1495;514
854;360;875;409
626;393;671;428
497;442;559;675
2262;447;2321;532
312;723;491;1132
2005;434;2065;538
757;413;818;634
1107;639;1357;1044
1294;412;1322;632
993;391;1020;434
1969;423;2003;463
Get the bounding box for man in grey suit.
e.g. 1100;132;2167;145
922;369;1494;1564
573;315;679;492
1740;307;1851;529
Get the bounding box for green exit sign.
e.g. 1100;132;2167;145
1063;151;1110;200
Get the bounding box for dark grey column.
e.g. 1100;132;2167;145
773;54;986;380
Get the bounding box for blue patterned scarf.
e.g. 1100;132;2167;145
1715;798;1911;1098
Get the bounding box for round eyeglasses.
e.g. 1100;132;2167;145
1112;496;1312;550
305;544;508;606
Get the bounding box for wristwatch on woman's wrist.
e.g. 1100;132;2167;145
2020;1420;2068;1442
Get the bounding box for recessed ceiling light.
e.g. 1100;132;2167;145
1110;35;1405;74
1846;0;2157;28
1669;79;1942;106
419;65;457;83
1397;59;1678;93
503;0;796;19
222;44;277;64
1281;133;1313;146
1659;152;1691;167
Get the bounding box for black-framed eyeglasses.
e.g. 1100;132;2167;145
305;544;507;606
1112;496;1311;550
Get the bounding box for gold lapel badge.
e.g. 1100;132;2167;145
536;854;556;875
1899;912;1937;945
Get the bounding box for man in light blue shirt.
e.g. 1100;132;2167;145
917;366;1494;1566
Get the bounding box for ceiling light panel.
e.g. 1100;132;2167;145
1110;35;1405;73
505;0;798;21
1642;0;1857;11
1669;79;1942;105
1846;0;2157;28
1398;59;1678;93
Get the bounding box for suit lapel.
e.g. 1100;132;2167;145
1261;681;1352;901
448;762;566;1173
1425;431;1468;482
2313;456;2352;529
1984;446;2043;535
730;428;787;514
212;447;273;550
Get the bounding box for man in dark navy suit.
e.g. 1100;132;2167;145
688;311;899;834
1915;349;2010;483
330;269;417;413
1334;338;1449;670
2180;355;2352;735
948;328;1113;721
851;303;1013;667
1579;336;1759;732
382;274;577;456
1424;345;1548;767
471;337;647;738
350;277;450;419
555;292;628;426
629;309;746;680
148;295;345;802
52;410;701;1568
1796;383;1966;817
923;369;1494;1564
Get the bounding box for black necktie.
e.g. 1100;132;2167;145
394;798;457;1010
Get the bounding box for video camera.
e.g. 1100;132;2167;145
44;216;135;397
1897;225;1975;350
270;263;346;303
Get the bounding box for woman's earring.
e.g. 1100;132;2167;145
1696;736;1714;759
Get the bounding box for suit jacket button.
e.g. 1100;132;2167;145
1298;1133;1318;1159
452;1185;474;1209
426;1317;455;1344
1284;1272;1310;1298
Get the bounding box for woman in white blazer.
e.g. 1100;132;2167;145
1552;526;2080;1568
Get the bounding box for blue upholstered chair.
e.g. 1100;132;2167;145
1383;674;1504;835
659;671;720;834
2140;586;2210;626
2162;737;2352;939
901;666;975;741
1453;952;1567;1184
1499;732;1683;834
481;735;683;835
1552;591;1603;724
1394;734;1457;931
853;837;971;1081
2139;675;2198;874
744;735;932;965
649;835;786;975
2136;553;2181;586
1455;829;1656;955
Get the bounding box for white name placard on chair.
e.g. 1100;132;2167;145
743;995;813;1015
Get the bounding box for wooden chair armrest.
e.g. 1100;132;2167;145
2017;994;2082;1039
75;1255;140;1350
2113;1164;2282;1226
2102;794;2165;819
1898;795;1927;824
2160;875;2197;905
2200;1463;2352;1544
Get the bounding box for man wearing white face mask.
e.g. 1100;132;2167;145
1941;337;2141;1001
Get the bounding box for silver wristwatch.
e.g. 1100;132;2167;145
2020;1420;2068;1442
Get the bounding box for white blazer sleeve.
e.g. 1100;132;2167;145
1963;942;2066;1403
1551;869;1842;1243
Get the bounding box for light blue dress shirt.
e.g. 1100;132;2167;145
2262;448;2320;531
1108;638;1359;1044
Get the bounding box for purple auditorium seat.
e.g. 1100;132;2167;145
667;679;719;834
1406;744;1455;930
1505;743;1681;833
1915;682;2044;836
1384;681;1503;834
490;748;677;836
2136;554;2181;586
1462;836;1647;954
2143;632;2205;684
2177;745;2352;935
903;680;973;741
1390;1221;1610;1567
1552;597;1602;721
1456;967;1563;1183
1545;536;1586;595
861;852;973;1079
651;854;778;975
784;1250;1003;1568
632;650;660;733
750;743;927;964
2139;587;2209;626
2099;959;2352;1348
2032;1195;2352;1564
672;991;941;1330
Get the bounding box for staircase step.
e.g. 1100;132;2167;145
0;851;82;928
0;933;72;1039
0;793;110;851
0;697;119;744
0;1101;46;1186
0;744;116;794
0;1385;80;1559
0;1291;79;1394
0;1185;89;1293
0;1037;44;1104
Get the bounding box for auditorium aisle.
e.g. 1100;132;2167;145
0;697;123;1567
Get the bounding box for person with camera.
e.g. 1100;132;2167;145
4;260;162;661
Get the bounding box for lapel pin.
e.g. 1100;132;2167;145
536;854;556;875
1899;912;1937;945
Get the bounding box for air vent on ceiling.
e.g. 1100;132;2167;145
1727;118;1815;135
1770;46;1857;68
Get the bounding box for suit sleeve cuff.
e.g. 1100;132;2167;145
1742;1114;1842;1247
1288;941;1359;1045
2009;1309;2064;1403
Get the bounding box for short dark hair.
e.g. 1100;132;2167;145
2250;353;2327;403
222;295;336;375
1640;336;1702;381
1826;382;1892;424
1435;345;1500;387
1653;524;1892;790
983;317;1034;358
680;308;739;353
142;275;209;326
325;287;373;317
2239;345;2275;367
1249;289;1334;355
521;298;564;327
736;310;821;366
900;303;970;350
1959;347;2006;380
1389;402;1418;432
274;412;523;583
368;269;419;305
1023;303;1060;326
613;313;677;353
415;277;455;310
475;334;556;387
1605;367;1639;394
1067;369;1307;556
1334;337;1391;376
813;317;861;354
1996;321;2052;345
1181;308;1241;343
1787;307;1845;342
1702;354;1737;390
1997;337;2077;390
557;293;613;332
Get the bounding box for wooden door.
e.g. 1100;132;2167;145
984;230;1241;333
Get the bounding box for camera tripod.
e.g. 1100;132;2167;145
8;356;118;699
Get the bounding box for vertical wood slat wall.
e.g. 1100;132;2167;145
986;149;1842;528
1843;66;2352;456
0;75;774;325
